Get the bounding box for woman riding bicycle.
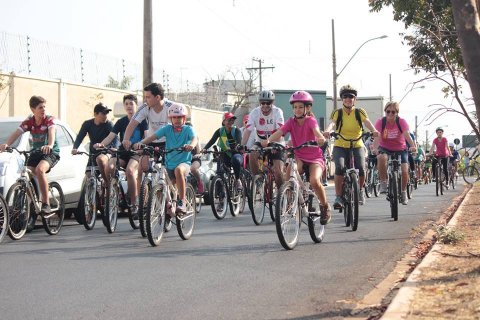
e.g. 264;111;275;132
372;101;416;205
262;91;332;225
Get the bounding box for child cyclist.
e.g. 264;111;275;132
133;103;197;215
261;91;332;225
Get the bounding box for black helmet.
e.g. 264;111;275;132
258;90;275;102
339;84;357;97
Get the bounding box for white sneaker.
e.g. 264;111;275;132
401;191;408;205
359;190;366;205
379;181;388;194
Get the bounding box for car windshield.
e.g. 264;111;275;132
0;121;22;148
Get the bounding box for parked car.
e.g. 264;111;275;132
0;117;88;214
198;149;216;205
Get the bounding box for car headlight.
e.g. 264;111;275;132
0;163;7;176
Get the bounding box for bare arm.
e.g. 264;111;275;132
312;126;326;145
404;131;416;152
363;118;379;137
41;125;56;154
122;119;140;150
0;128;23;152
241;128;252;145
96;132;117;149
262;129;284;147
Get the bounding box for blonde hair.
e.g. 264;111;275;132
384;101;400;113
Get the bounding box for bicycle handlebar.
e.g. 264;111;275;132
330;131;371;142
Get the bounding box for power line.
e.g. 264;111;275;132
245;57;274;92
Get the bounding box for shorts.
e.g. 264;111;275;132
378;147;408;164
167;163;190;181
86;152;110;167
27;152;60;173
114;150;140;164
332;146;365;176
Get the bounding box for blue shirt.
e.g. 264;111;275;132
155;124;195;170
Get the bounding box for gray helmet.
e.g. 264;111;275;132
258;90;275;102
339;84;358;97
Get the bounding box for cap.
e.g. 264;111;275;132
223;112;236;122
94;103;112;114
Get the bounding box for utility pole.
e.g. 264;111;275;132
414;115;418;140
332;20;338;109
246;57;274;92
143;0;153;88
425;130;429;151
389;73;392;101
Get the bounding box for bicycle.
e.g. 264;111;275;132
4;148;65;240
187;172;203;214
330;132;371;231
430;155;448;196
248;143;282;225
141;146;196;246
383;151;402;221
206;148;244;220
364;156;379;198
103;148;141;233
0;193;8;244
75;150;107;230
274;141;325;250
463;154;480;184
448;160;458;190
406;167;417;200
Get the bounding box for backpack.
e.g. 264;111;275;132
381;116;403;134
335;108;363;133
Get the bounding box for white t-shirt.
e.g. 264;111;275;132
246;105;285;143
132;99;173;142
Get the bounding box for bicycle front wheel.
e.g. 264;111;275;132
138;179;152;238
6;182;30;240
104;177;119;233
390;172;399;221
306;193;325;243
81;178;97;230
463;165;479;185
176;184;196;240
228;175;242;217
42;182;65;235
350;172;360;231
146;184;167;246
210;175;227;220
250;174;265;225
266;173;276;222
0;194;9;243
275;181;300;250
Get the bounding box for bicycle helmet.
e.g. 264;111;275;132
168;103;187;118
258;90;275;102
289;90;314;104
339;84;358;97
435;127;444;133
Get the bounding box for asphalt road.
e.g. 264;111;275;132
0;182;463;320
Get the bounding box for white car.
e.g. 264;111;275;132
0;117;88;213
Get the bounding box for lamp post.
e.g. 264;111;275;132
332;19;387;109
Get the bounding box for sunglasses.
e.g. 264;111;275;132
225;118;235;123
260;101;272;106
342;94;355;99
386;110;397;114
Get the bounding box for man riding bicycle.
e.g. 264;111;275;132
323;85;379;208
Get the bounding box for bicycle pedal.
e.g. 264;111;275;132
42;212;56;219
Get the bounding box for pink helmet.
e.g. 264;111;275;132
289;91;313;104
168;103;187;118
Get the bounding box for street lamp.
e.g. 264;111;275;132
332;19;387;109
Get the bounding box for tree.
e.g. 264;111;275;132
105;75;133;90
369;0;480;142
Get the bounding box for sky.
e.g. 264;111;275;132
0;0;475;145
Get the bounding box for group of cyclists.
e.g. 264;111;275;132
0;82;464;246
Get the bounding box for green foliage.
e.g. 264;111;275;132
369;0;464;75
105;75;133;90
436;224;465;245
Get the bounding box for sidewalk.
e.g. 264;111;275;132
381;182;480;319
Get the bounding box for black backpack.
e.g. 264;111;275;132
335;108;363;132
381;116;402;134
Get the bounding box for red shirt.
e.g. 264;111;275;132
19;115;59;154
433;137;449;157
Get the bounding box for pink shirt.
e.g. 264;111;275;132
433;137;449;157
374;117;409;151
280;117;323;164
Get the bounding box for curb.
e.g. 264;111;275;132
379;185;473;319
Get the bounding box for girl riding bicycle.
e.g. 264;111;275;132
262;91;332;225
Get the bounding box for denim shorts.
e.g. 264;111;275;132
378;147;408;164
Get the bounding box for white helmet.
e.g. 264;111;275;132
168;103;187;118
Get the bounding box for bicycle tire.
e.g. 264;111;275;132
6;182;29;240
42;181;65;235
210;175;227;219
266;173;276;222
390;172;398;221
307;193;325;243
250;174;265;225
238;176;247;214
364;170;372;198
373;169;379;197
104;177;119;233
128;204;140;230
228;175;241;217
435;165;440;196
463;165;479;184
406;178;413;200
343;180;351;227
145;184;166;246
176;184;196;240
164;188;174;233
138;179;151;238
275;181;300;250
439;166;444;195
82;178;97;230
0;194;8;243
350;172;360;231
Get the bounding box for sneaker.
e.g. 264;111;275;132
333;196;344;209
401;191;408;205
379;181;388;194
320;204;332;225
322;180;328;187
236;179;243;192
176;199;187;215
216;199;224;212
359;190;366;205
131;205;139;220
41;203;51;215
197;181;204;194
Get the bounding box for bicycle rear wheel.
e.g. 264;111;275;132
228;175;242;217
266;174;276;222
350;172;360;231
0;194;7;243
146;184;167;246
463;165;479;184
306;193;325;243
210;175;227;220
42;182;65;235
250;174;265;225
104;177;119;233
139;179;152;237
176;184;196;240
390;172;399;221
275;181;300;250
6;182;30;240
81;178;97;230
